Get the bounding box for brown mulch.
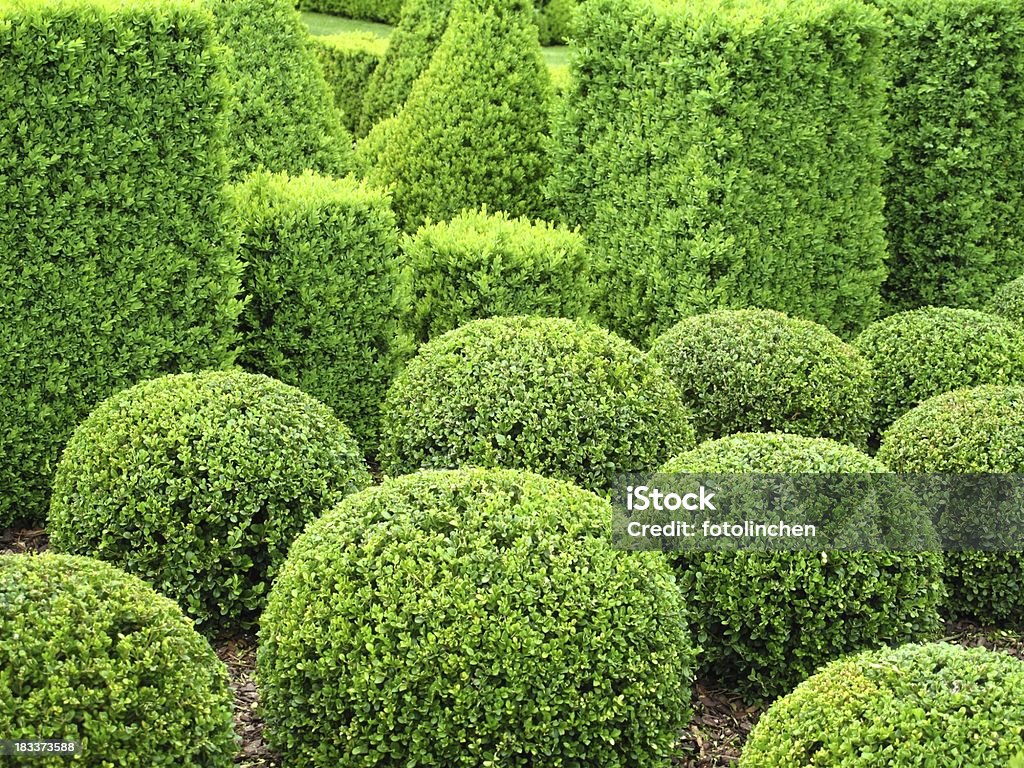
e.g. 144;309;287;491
216;637;281;768
0;526;48;554
674;684;760;766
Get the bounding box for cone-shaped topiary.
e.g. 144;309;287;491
206;0;353;178
662;433;944;701
988;274;1024;325
368;0;552;230
740;642;1024;767
258;468;698;768
0;554;237;768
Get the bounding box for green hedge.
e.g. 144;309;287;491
297;0;402;24
258;468;697;767
550;0;889;345
0;0;243;528
0;554;237;767
398;209;591;344
230;169;403;449
310;32;387;134
648;309;873;447
381;316;695;491
208;0;352;177
662;433;945;701
988;274;1024;324
49;371;371;634
740;642;1024;767
871;0;1024;312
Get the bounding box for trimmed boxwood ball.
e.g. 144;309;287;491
48;371;371;634
257;468;698;768
740;642;1024;767
853;307;1024;436
878;385;1024;626
0;554;236;767
662;433;944;701
988;274;1024;324
380;315;695;491
648;309;873;447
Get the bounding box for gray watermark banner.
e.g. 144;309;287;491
611;474;1024;552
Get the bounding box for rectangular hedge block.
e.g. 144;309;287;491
311;31;389;133
551;0;889;345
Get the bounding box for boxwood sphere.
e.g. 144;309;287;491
662;433;944;701
380;315;695;490
853;307;1024;435
257;468;698;768
0;554;236;767
988;274;1024;324
49;370;371;634
740;642;1024;767
647;309;873;446
879;385;1024;626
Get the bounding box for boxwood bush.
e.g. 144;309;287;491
399;209;591;344
988;274;1024;324
0;0;243;529
871;0;1024;312
550;0;888;344
310;32;387;134
296;0;403;24
0;554;236;767
48;371;371;634
380;315;695;491
878;385;1024;625
853;307;1024;436
662;433;945;700
648;309;873;447
740;642;1024;767
230;169;403;450
258;468;698;768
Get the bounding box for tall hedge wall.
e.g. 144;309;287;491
0;0;243;527
871;0;1024;312
550;0;889;345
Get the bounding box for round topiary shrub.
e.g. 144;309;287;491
878;384;1024;626
257;467;698;768
647;309;873;447
0;554;237;767
988;273;1024;324
380;315;695;491
852;307;1024;436
48;370;371;634
739;642;1024;767
662;432;944;700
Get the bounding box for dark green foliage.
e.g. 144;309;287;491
550;0;889;345
258;468;697;767
399;209;591;344
740;642;1024;767
853;307;1024;436
310;32;387;134
48;371;371;634
871;0;1024;312
208;0;353;178
535;0;575;44
988;274;1024;324
0;554;237;767
368;0;552;230
878;385;1024;625
0;0;243;529
230;170;403;449
296;0;403;23
662;433;945;701
648;309;873;447
381;316;695;491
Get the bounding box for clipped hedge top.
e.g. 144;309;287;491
314;30;389;56
663;432;887;473
229;167;392;218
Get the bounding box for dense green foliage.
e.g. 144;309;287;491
662;433;945;700
367;0;551;230
258;468;697;767
534;0;575;44
49;371;371;633
310;32;387;133
399;209;591;344
0;0;243;529
648;309;873;446
740;642;1024;767
988;274;1024;324
230;170;403;449
0;554;237;767
878;385;1024;625
208;0;353;177
381;316;695;491
550;0;888;344
871;0;1024;312
853;307;1024;436
297;0;402;24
